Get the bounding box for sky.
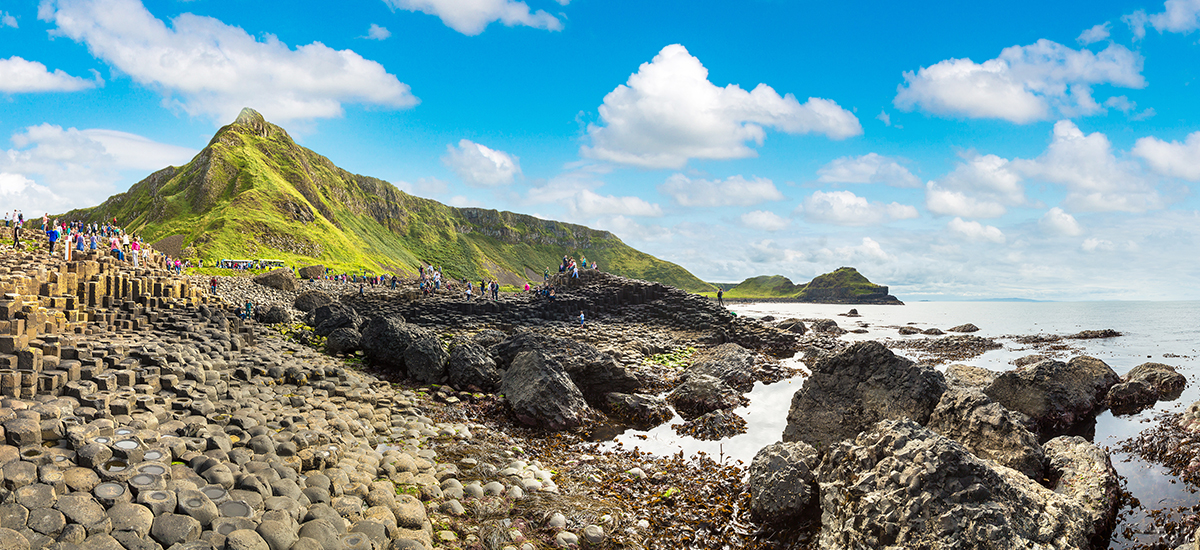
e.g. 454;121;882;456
2;0;1200;301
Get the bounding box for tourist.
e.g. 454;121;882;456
579;310;585;327
718;288;724;306
210;277;218;295
465;283;472;301
47;224;59;254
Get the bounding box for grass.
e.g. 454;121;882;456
720;267;891;299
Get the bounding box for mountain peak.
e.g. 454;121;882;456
235;107;265;126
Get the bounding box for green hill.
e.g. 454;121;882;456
721;267;901;303
63;108;714;292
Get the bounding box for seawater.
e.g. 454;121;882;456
605;300;1200;548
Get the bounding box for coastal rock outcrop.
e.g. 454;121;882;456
309;303;363;337
926;388;1045;480
251;268;298;292
684;343;761;392
602;393;673;428
324;327;361;355
666;375;747;420
782;341;946;450
500;350;594;429
298;265;325;279
747;441;820;524
491;332;640;399
984;357;1120;437
403;332;450;384
1108;362;1186;413
816;420;1095;549
447;341;501;392
1044;436;1120;541
359;315;420;372
944;364;998;391
294;290;333;313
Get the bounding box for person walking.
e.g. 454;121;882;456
717;288;724;306
579;310;585;327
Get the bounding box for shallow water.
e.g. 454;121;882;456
605;300;1200;548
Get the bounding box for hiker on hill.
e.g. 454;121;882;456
717;288;724;306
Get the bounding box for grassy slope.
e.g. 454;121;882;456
717;267;889;299
63;109;714;292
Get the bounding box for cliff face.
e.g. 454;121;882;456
723;267;903;304
63;109;714;292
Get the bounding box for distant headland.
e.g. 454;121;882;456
711;267;903;304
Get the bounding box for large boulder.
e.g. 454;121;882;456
774;319;807;335
926;388;1045;480
256;304;291;324
1109;363;1185;413
447;342;501;392
944;364;998;391
252;268;298;292
984;356;1120;437
310;303;362;337
666;374;747;420
324;327;361;355
747;441;820;524
294;291;333;313
685;343;760;392
359;316;421;371
781;341;947;450
601;393;673;429
492;333;640;398
500;351;594;429
404;333;449;384
817;419;1096;549
1044;436;1120;542
298;265;325;279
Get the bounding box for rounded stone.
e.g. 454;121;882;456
107;501;154;536
0;527;29;550
297;519;340;550
547;513;567;529
554;531;578;547
176;489;219;527
255;520;298;550
583;525;605;543
26;507;66;536
340;532;371;550
225;529;269;550
149;513;202;547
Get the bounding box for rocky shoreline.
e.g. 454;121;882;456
0;234;1194;550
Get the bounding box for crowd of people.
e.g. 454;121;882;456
10;211;194;273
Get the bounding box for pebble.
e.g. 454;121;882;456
548;513;567;529
583;524;606;543
555;531;579;547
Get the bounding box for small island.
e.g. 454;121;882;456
714;266;903;304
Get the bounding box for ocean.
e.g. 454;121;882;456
605;300;1200;548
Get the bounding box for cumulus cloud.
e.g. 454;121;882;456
876;111;891;126
657;173;784;207
442;139;521;187
582;44;861;169
1133;131;1200;180
522;168;661;218
0;123;197;213
1082;237;1117;252
817;153;920;188
592;216;673;242
1126;0;1200;37
948;217;1006;243
1078;22;1111;44
797;190;918;226
567;189;662;218
382;0;562;35
740;210;790;232
40;0;418;123
1013;120;1161;212
820;237;893;263
1;11;17;28
366;24;391;40
0;56;101;93
894;39;1144;123
924;154;1025;218
1039;207;1083;236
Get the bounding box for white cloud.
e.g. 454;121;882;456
820;237;894;263
1;11;17;28
1104;95;1135;112
40;0;418;123
1013;120;1162;212
382;0;562;36
816;153;920;188
740;210;790;232
797;190;918;226
1081;238;1116;252
948;217;1006;244
0;123;197;213
582;44;861;169
366;24;391;40
1039;207;1083;236
593;215;673;242
1126;0;1200;37
567;189;662;218
446;195;486;207
1133;131;1200;180
0;56;100;93
395;177;449;197
1078;23;1111;44
924;154;1026;218
876;110;891;126
442;139;521;187
0;173;65;215
894;40;1144;123
658;173;784;207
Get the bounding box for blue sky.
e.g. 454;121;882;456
2;0;1200;300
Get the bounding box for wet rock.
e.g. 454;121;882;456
671;409;747;440
492;333;640;399
685;343;760;392
782;341;946;450
293;291;332;313
1068;329;1121;339
666;375;746;420
324;328;361;356
601;393;673;429
984;356;1119;438
500;351;594;429
804;319;844;335
817;419;1094;549
1111;362;1187;411
949;323;980;333
447;342;500;392
944;364;998;391
921;328;944;336
359;316;418;371
1106;380;1156;414
898;326;920;335
747;441;819;524
927;389;1045;480
773;319;806;335
1044;436;1119;542
251;269;298;293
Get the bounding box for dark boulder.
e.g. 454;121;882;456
492;333;640;399
298;265;325;280
748;441;820;524
500;351;594;429
949;323;980;333
1125;362;1185;400
673;408;748;440
252;269;298;292
1105;380;1156;413
310;303;362;337
601;393;673;429
774;319;807;335
256;304;291;325
685;343;760;392
324;328;361;356
404;334;448;384
1044;436;1120;543
921;328;944;335
294;291;333;313
944;364;998;391
359;316;420;372
667;374;747;420
817;419;1095;549
984;356;1119;438
926;389;1045;480
805;319;844;335
782;341;946;450
447;342;501;392
898;326;920;335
